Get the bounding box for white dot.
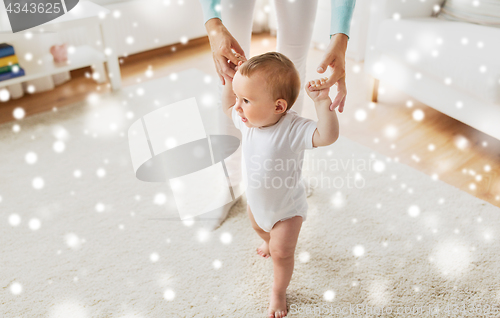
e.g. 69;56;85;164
136;87;144;96
354;109;367;121
456;101;463;109
24;32;33;39
67;46;75;54
299;251;310;263
29;218;41;230
53;140;65;153
436;37;443;45
432;173;439;180
484;165;491;172
25;152;37;164
373;160;385;173
164;289;175;301
73;170;82;178
126;36;134;45
96;168;106;178
154;193;167;205
9;214;21;226
331;192;346;209
204;75;212;83
352;65;361;73
145;69;153;78
165;137;177;149
65;233;82;249
444;77;452;85
213;259;222;269
408;205;420;217
220;232;232;244
10;282;22;295
477;41;484;48
150;252;159;262
32;177;44;189
469;183;476;191
180;36;188;44
428;144;435;151
415;72;422;80
27;85;36;94
454;135;469;150
323;290;335;301
353;245;365;257
406;100;413;107
12;107;26;119
479;65;487;73
24;52;33;61
113;10;121;18
431;50;439;57
461;37;468;45
169;73;178;81
373;62;385;74
472;0;480;6
0;88;10;102
95;202;105;212
392;12;401;20
126;111;134;119
395;33;403;40
384;125;398;138
412;109;424;121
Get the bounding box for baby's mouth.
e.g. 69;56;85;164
240;116;247;123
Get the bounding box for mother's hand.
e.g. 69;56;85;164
205;18;247;85
311;33;348;112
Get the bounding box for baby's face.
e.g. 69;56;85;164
232;71;282;128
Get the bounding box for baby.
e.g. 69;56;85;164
221;51;340;318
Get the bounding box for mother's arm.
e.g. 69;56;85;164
198;0;246;85
310;0;356;113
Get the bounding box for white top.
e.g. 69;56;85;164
232;107;318;232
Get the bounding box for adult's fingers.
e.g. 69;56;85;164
217;54;236;79
317;51;334;74
337;95;346;113
330;89;345;111
231;39;246;60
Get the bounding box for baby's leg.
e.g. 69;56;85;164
247;205;271;258
267;216;303;318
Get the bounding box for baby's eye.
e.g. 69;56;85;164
243;99;249;103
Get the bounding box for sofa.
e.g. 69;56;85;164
364;0;500;140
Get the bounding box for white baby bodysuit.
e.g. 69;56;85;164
231;106;318;232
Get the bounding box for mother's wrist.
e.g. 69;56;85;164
205;18;224;33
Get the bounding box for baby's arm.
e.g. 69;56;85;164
222;58;245;120
305;78;340;147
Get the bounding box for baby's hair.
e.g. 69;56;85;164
238;52;300;112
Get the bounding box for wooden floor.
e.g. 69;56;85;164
1;33;499;208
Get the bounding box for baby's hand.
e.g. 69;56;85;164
305;78;332;103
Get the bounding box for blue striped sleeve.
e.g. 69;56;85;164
198;0;222;24
330;0;356;39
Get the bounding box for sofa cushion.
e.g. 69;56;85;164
438;0;500;28
376;18;500;104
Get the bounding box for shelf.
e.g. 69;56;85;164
0;45;106;87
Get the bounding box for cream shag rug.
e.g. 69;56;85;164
1;69;499;318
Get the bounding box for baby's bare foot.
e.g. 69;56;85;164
268;289;287;318
257;241;270;258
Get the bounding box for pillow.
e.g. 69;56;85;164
437;0;500;28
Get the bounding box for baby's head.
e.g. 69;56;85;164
232;52;300;128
